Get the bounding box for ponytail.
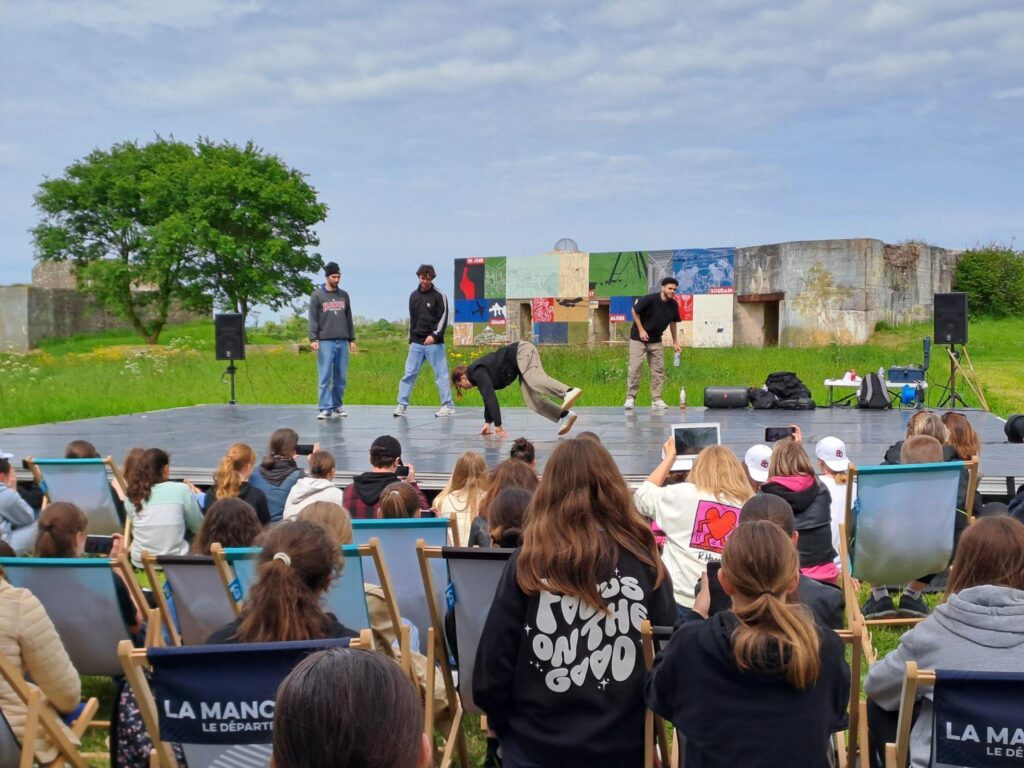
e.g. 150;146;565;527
261;428;299;471
722;521;821;689
213;443;256;500
377;482;420;519
34;502;88;558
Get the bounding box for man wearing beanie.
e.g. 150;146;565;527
308;261;356;418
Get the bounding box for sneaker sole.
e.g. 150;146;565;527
562;389;583;411
557;412;578;435
896;608;928;619
863;608;898;620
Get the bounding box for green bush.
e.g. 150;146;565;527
953;245;1024;317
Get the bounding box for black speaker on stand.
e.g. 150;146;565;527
933;293;968;408
214;313;245;404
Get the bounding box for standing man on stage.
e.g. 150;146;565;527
451;341;582;437
625;276;682;410
308;261;356;419
394;264;456;418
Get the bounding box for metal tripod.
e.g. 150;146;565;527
937;345;968;408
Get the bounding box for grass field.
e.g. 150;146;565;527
5;316;1019;765
3;316;1022;428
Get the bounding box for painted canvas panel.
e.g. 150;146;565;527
533;322;569;344
485;299;507;326
692;293;734;348
532;297;555;323
553;297;588;322
558;252;588;297
484;257;506;297
589;252;650;298
453;323;474;346
454;258;486;301
473;323;508;345
506;253;560;298
455;299;491;323
677;294;694;321
609;295;638;323
670;248;735;295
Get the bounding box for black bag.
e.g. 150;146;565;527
1004;414;1024;444
749;388;778;409
858;373;891;410
765;371;812;401
776;396;816;410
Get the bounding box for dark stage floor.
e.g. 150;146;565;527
2;404;1021;496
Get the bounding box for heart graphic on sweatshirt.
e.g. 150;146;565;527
705;507;737;541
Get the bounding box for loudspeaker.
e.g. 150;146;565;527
215;313;246;360
704;386;750;409
934;292;968;345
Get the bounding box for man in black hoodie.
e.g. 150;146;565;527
341;435;428;519
393;264;455;418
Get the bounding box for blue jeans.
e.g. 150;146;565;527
316;340;349;410
397;342;452;406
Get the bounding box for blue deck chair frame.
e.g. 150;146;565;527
26;456;127;536
118;631;372;768
0;555;145;677
143;553;238;646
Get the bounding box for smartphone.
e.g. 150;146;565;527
84;535;114;555
295;444;314;456
396;460;410;478
764;426;794;443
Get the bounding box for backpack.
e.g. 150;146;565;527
776;396;816;410
749;387;778;410
764;371;812;401
857;373;891;409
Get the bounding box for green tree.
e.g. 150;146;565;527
189;140;327;320
953;245;1024;318
33;138;210;343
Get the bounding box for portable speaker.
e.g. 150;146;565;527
933;292;968;345
704;386;749;409
215;313;246;361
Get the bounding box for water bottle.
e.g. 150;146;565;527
673;350;681;367
878;366;885;378
679;386;686;409
915;382;925;408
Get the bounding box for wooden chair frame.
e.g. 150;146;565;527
883;661;934;768
640;620;674;768
118;627;373;768
0;649;98;768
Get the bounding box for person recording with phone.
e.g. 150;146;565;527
342;435;428;519
249;428;319;524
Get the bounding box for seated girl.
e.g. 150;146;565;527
125;448;203;568
203;443;270;525
191;498;263;555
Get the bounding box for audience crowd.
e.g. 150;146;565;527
0;408;1022;768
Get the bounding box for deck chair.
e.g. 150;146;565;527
833;621;866;768
118;630;372;768
26;457;127;536
418;543;514;768
353;518;451;655
0;648;99;768
839;460;977;649
885;662;1024;768
0;554;147;676
143;554;238;646
640;621;676;768
211;542;397;636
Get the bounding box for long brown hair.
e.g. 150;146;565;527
192;498;262;555
722;521;821;689
941;412;980;461
378;482;421;519
297;502;353;546
946;516;1024;596
481;459;538;522
233;520;342;643
689;445;756;505
261;428;299;470
434;451;488;514
516;438;664;612
35;502;88;558
212;443;257;501
766;438;815;479
126;448;170;509
907;410;948;443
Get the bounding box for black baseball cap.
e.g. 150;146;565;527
370;435;402;460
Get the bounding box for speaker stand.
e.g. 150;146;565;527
937;345;968;409
222;361;238;405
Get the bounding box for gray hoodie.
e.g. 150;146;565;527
281;476;345;520
308;285;355;342
865;585;1024;768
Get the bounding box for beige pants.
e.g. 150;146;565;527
627;338;665;399
516;342;569;423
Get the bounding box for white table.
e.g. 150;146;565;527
824;378;928;407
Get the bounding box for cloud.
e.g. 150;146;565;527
6;0;262;34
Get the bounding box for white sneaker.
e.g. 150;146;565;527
434;404;457;417
393;404;407;417
561;387;583;411
557;410;578;436
651;399;668;409
317;410;331;419
623;397;635;410
334;407;347;417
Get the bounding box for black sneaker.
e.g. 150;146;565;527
482;736;502;767
861;593;897;619
898;593;930;618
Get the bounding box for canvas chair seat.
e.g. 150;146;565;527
26;457;126;536
144;554;238;646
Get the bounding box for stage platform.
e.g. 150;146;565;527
2;404;1021;497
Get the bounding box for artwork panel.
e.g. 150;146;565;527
608;295;638;323
531;297;555;323
453;323;474;346
533;322;569;344
506;253;560;298
588;251;650;298
553;297;589;322
676;320;694;346
692;293;734;348
558;252;588;297
567;322;589;345
648;250;675;291
670;248;735;295
455;299;490;323
454;258;486;301
473;323;508;345
484;299;507;326
484;257;506;297
677;294;694;321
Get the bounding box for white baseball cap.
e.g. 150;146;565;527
0;448;13;460
815;436;849;472
744;444;773;483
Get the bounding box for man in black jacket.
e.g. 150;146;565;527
450;342;582;437
393;264;455;418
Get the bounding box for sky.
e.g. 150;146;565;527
1;0;1023;323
